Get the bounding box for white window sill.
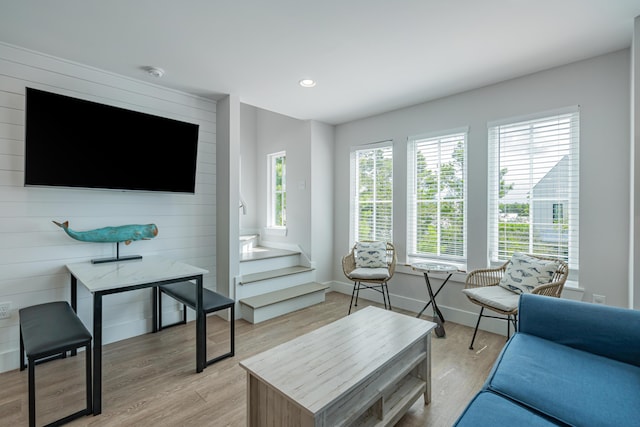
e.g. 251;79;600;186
264;226;287;237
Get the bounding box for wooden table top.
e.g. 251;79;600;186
239;306;436;415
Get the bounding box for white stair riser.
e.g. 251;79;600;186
239;235;259;254
236;271;315;301
240;291;326;324
240;254;301;275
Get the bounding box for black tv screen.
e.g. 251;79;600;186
24;87;199;193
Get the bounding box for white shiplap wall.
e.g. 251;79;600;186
0;43;216;373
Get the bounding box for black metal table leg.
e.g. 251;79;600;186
425;272;446;337
71;275;78;357
416;273;452;319
93;292;103;415
195;275;205;373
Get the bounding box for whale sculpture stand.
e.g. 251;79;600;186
91;242;143;264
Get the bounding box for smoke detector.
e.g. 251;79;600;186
145;66;165;78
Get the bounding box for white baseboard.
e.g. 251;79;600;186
329;280;512;337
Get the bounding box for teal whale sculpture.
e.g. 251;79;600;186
53;221;158;244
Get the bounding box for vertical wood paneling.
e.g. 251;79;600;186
0;43;217;373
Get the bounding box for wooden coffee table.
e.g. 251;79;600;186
239;306;436;426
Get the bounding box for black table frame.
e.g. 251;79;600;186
70;273;206;415
416;271;454;337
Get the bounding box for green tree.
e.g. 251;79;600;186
357;147;392;242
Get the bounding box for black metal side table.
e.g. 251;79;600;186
411;262;458;338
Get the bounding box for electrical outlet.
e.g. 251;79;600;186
0;302;11;319
592;294;606;305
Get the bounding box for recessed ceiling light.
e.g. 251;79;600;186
145;66;165;78
299;79;316;88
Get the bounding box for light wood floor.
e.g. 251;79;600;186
0;292;507;427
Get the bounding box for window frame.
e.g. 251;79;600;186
267;151;286;229
349;141;393;246
487;107;579;274
406;128;468;263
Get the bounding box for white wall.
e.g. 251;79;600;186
253;107;312;253
239;103;258;234
310;120;335;282
333;49;631;333
0;43;217;373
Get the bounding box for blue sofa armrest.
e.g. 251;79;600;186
518;293;640;366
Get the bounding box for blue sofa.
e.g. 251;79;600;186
454;293;640;426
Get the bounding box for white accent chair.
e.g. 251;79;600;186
342;241;397;314
462;252;568;350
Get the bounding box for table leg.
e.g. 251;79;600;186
416;273;451;319
196;275;205;373
70;275;78;357
423;273;447;337
152;286;158;333
93;292;103;415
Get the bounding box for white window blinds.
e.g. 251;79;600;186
350;142;393;244
407;130;467;260
488;108;579;271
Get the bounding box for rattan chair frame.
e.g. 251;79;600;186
464;254;569;349
342;242;397;314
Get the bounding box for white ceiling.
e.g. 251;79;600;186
1;0;639;125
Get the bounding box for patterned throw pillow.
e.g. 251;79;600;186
498;252;560;294
355;241;388;268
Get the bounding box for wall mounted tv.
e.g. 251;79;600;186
24;87;199;193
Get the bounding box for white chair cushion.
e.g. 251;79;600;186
462;286;521;312
349;267;390;280
355;241;387;268
498;252;560;294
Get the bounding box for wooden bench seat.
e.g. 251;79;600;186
155;282;235;367
19;301;92;427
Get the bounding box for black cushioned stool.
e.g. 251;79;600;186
19;301;92;427
156;282;235;366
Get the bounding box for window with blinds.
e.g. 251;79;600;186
407;130;467;260
488;108;579;271
350;142;393;244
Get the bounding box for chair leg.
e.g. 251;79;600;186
28;356;35;427
355;282;361;307
384;283;392;311
507;314;511;340
469;307;484;350
19;330;25;371
348;282;358;314
507;314;518;339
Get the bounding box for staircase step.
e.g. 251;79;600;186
240;246;300;262
239;282;329;323
239;265;313;285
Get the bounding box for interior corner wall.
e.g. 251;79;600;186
0;43;217;373
309;120;335;283
334;49;631;333
216;95;241;300
239;104;259;234
254;108;312;254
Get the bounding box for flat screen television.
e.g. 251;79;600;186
24;87;199;193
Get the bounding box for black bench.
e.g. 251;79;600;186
155;282;235;366
19;301;92;427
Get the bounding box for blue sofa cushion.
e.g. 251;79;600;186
519;294;640;366
486;333;640;427
454;390;562;426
